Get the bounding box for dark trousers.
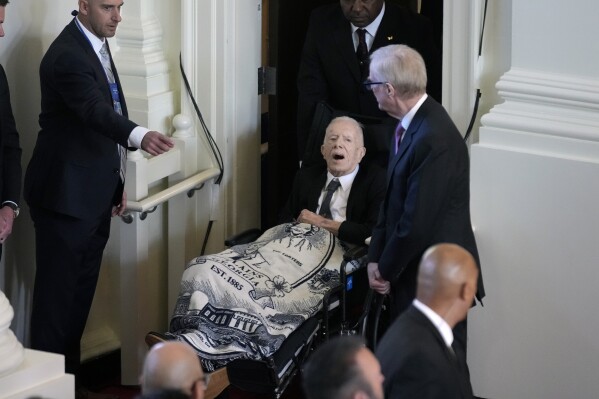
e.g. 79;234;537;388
29;206;111;374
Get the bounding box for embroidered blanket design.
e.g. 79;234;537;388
167;223;359;371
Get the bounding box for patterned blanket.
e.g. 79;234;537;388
167;223;359;371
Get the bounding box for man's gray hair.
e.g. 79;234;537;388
370;44;427;99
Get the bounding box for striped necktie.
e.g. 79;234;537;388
100;42;127;183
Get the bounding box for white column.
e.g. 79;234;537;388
111;0;175;134
469;0;599;398
111;0;175;384
0;291;23;376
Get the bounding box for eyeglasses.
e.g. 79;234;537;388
362;80;387;91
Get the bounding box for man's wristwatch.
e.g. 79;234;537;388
3;203;19;219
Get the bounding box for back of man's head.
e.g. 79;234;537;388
416;243;478;327
141;341;205;399
303;336;383;399
369;44;427;99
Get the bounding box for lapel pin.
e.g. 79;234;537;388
387;35;394;41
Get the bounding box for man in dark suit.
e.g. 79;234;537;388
296;0;440;159
24;0;174;388
376;243;478;399
0;0;22;257
303;335;384;399
280;116;385;246
365;45;485;351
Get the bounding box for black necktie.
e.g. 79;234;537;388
356;29;369;79
318;178;341;219
100;42;127;183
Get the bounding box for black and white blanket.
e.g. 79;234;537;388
167;223;360;371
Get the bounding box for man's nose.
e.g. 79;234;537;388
350;0;365;11
112;9;122;22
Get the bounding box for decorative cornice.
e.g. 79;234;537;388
482;68;599;144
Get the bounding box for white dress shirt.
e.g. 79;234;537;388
316;165;360;222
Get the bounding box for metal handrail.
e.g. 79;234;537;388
126;167;221;213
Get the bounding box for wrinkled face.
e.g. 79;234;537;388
321;119;366;177
79;0;123;39
355;348;385;399
340;0;385;28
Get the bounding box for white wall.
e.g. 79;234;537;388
468;0;599;397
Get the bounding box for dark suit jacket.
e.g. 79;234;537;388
376;305;474;399
280;163;386;246
0;65;22;207
25;19;137;220
296;2;441;157
368;97;485;312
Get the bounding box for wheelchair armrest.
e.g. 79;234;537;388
224;228;262;247
343;245;368;262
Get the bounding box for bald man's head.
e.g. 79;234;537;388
141;341;205;398
416;244;479;327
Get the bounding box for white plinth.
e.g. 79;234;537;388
0;349;74;399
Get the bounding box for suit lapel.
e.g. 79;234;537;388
346;166;365;218
386;98;432;184
309;171;327;212
332;14;362;83
372;6;402;50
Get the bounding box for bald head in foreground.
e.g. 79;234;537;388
375;244;478;399
140;342;206;399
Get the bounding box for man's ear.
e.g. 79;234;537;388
386;82;394;97
358;146;366;161
79;0;89;16
460;281;476;303
321;144;326;158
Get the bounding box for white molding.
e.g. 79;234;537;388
443;0;478;136
479;67;599;160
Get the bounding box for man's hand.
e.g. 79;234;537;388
367;262;391;295
0;206;15;244
141;131;174;156
297;209;324;226
112;191;127;217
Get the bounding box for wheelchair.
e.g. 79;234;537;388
147;102;394;399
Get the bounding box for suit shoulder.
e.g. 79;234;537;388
385;2;434;28
308;3;344;26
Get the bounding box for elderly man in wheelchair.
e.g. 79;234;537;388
147;114;388;398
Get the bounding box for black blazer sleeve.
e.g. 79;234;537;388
0;65;22;205
338;164;386;245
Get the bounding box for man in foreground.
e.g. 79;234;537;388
376;243;478;399
303;335;384;399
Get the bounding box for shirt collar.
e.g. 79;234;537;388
326;164;360;192
351;2;385;38
400;93;428;131
75;16;106;54
413;299;454;347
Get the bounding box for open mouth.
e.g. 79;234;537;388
333;154;345;160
